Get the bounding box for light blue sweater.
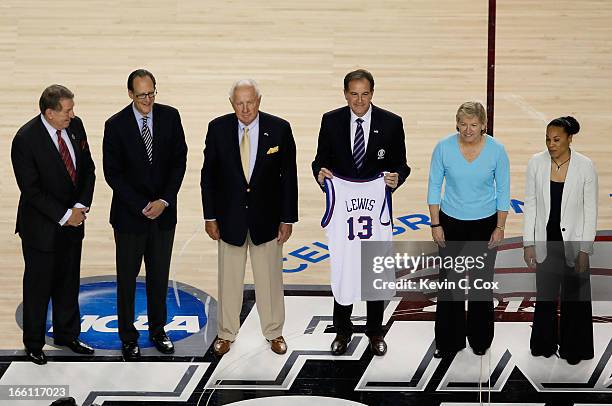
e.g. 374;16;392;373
427;133;510;220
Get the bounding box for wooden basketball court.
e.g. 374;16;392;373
0;3;610;403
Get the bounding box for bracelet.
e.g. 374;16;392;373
430;224;441;228
496;225;505;231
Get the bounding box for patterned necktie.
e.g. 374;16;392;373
56;130;76;184
141;116;153;164
240;127;250;181
353;118;365;170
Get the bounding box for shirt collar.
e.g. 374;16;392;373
132;103;153;123
238;114;260;132
350;104;372;124
40;114;63;136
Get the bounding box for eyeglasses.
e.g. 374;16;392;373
134;90;157;100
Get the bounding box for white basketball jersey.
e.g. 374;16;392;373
321;173;393;305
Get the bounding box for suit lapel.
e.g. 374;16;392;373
340;107;353;168
228;114;245;182
151;104;160;167
126;104;151;168
543;153;551;223
561;151;577;220
364;104;380;165
250;113;269;183
66;126;81;183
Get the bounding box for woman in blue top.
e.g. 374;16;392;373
427;101;510;359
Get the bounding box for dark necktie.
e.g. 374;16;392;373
353;118;365;170
141;116;153;164
56;130;76;184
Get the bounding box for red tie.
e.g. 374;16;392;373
56;130;76;184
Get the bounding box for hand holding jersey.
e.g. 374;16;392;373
321;173;395;306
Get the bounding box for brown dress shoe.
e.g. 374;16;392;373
213;337;232;356
267;336;288;354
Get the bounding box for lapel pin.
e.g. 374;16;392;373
264;132;269;136
373;129;379;134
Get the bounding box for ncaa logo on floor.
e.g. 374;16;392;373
16;276;214;350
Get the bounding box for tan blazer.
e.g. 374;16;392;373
522;149;598;265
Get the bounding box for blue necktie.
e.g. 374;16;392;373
353;118;365;170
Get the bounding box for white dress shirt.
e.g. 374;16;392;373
349;104;372;153
132;103;154;137
238;114;259;179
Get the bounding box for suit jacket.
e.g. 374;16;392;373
311;105;410;187
11;115;96;251
522;149;598;264
103;103;188;233
201;111;298;246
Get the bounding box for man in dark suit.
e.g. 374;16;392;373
11;84;96;365
312;69;410;356
103;69;187;360
201;79;298;356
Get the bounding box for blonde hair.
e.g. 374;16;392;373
456;101;487;126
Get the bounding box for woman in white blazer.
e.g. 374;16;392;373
523;116;598;365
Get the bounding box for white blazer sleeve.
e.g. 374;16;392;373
580;160;598;254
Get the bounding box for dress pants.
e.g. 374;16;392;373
435;211;497;352
530;242;594;360
217;234;285;341
114;222;175;343
333;299;384;337
21;228;82;351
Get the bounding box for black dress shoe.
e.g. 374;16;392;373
121;341;141;361
433;349;457;359
369;335;387;356
531;347;556;358
50;397;77;405
566;357;581;365
150;332;175;354
330;334;352;355
25;348;47;365
55;338;94;355
472;347;488;356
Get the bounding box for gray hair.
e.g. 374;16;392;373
229;79;261;100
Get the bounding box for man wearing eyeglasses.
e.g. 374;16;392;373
103;69;188;361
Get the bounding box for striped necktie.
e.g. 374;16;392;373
56;129;76;184
141;116;153;164
353;118;365;171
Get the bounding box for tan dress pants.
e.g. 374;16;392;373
217;234;285;341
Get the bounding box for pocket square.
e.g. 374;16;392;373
266;146;279;154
